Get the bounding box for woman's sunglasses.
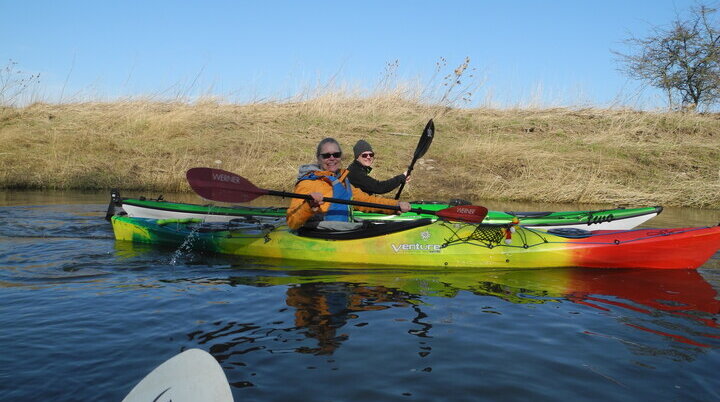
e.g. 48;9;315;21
320;152;342;159
360;152;375;158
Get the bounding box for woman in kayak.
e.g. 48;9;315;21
346;139;409;195
286;138;411;230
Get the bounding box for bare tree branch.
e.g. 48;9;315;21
613;4;720;111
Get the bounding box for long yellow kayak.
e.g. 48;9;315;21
111;216;720;270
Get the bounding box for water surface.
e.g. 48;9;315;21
1;190;719;401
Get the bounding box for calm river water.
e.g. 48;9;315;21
1;190;719;401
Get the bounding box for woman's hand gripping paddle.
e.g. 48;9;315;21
186;167;488;223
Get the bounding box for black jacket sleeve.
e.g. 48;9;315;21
347;164;406;195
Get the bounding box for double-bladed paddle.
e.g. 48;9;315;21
394;119;434;199
186;167;488;223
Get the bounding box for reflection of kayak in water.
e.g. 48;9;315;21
566;269;720;316
565;269;720;347
111;215;720;269
234;267;719;314
122;348;233;402
229;266;720;348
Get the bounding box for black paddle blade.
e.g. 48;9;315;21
435;205;488;223
414;119;434;159
186;167;267;203
395;119;435;199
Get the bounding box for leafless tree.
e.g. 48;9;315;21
615;5;720;111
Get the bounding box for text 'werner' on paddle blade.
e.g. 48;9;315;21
187;167;265;203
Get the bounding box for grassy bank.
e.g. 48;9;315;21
1;98;719;208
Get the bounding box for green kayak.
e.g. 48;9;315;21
107;190;662;231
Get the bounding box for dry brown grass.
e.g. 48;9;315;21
1;97;719;208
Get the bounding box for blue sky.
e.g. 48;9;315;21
0;1;709;108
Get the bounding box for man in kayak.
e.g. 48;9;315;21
286;138;411;230
346;139;409;195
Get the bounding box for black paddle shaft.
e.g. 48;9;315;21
267;189;433;215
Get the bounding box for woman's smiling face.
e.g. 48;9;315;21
356;151;375;167
318;142;342;173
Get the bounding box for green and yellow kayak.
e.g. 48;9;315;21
108;191;663;231
111;215;720;269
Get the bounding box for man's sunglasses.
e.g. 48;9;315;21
360;152;375;158
320;152;342;159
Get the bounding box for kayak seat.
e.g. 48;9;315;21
546;228;593;238
448;198;472;206
298;218;434;240
506;211;553;218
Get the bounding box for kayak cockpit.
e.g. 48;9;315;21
297;219;434;240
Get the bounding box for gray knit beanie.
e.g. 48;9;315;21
353;140;373;159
